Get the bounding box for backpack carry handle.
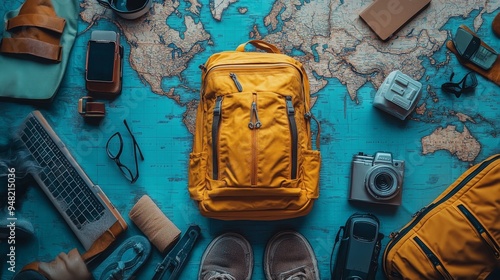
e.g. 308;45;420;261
236;40;281;54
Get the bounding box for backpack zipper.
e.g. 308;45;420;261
285;96;298;179
383;155;500;270
248;100;262;129
250;93;259;185
212;96;223;179
457;204;500;258
413;236;453;280
202;63;305;105
229;73;243;92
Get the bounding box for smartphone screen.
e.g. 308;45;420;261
87;41;116;82
454;27;498;70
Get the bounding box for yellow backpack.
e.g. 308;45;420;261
188;40;321;220
383;154;500;279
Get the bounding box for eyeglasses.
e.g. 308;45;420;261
106;120;144;183
441;72;477;98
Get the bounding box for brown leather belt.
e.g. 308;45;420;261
78;96;106;119
6;14;66;33
0;37;63;62
0;0;66;62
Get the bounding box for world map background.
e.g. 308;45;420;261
79;0;500;163
1;0;500;279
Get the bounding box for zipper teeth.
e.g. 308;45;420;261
205;62;300;74
286;96;298;179
202;63;305;104
251;94;258;186
458;204;485;234
384;155;500;264
458;204;500;257
413;236;452;279
212;96;223;179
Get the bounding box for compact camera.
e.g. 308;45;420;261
349;152;404;206
373;70;422;120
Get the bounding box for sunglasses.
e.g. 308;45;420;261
97;0;152;20
106;120;144;183
441;72;477;98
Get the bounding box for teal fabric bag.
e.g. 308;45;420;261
0;0;78;103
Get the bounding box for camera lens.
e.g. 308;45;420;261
366;166;401;200
374;173;393;192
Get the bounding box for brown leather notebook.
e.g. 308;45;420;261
360;0;431;41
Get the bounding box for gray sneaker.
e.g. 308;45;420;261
198;232;253;280
264;231;320;280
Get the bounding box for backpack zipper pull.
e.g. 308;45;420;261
248;101;261;129
214;96;222;116
412;206;427;218
253;101;261;128
389;231;399;239
248;101;255;129
285;96;295;115
230;73;243;92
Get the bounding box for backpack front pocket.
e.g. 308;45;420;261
212;91;296;188
413;236;453;280
188;152;207;201
457;204;500;258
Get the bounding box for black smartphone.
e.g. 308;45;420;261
453;26;498;70
85;30;123;97
86;41;116;82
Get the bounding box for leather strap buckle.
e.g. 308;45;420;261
78;96;105;119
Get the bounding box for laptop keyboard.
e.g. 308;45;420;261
20;116;105;230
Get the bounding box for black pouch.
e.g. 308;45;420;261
331;213;384;280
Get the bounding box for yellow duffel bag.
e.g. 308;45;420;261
383;154;500;279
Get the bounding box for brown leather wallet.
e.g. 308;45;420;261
78;96;105;119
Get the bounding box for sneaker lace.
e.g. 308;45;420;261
204;271;237;280
280;266;315;280
284;271;308;280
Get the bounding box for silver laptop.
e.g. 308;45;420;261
17;110;127;250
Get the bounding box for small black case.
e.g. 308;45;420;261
331;213;384;280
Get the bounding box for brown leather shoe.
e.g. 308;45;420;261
264;231;320;280
198;233;253;280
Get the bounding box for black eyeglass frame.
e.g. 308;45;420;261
106;120;144;183
441;71;478;98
